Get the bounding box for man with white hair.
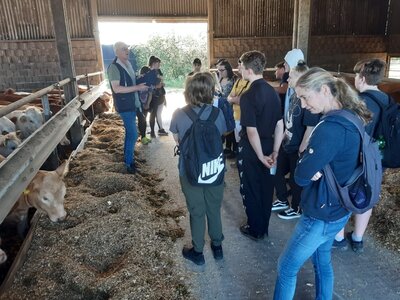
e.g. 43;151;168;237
108;41;149;174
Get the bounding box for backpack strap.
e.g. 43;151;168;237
207;106;220;123
179;105;207;149
360;91;391;111
324;109;364;137
323;110;365;195
360;91;392;136
182;104;206;122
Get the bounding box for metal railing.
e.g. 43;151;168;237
0;71;108;224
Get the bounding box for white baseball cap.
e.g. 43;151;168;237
284;49;304;68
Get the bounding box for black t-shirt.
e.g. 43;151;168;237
240;78;282;140
283;95;321;153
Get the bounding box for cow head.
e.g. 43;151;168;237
93;93;112;115
0;116;16;135
28;162;67;222
0;132;21;157
16;106;43;140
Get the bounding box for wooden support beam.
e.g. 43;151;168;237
50;0;83;148
207;0;214;67
296;0;311;61
89;0;104;80
292;0;299;49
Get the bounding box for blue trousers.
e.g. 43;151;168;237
119;110;137;167
274;213;351;300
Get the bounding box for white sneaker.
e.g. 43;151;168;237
272;199;289;211
278;207;302;220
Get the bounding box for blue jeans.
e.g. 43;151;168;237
119;110;137;167
274;213;351;300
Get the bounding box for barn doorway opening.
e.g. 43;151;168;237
98;21;208;130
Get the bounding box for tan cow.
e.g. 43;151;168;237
0;116;16;135
7;162;68;225
0;132;21;157
6;106;70;146
0;155;67;265
7;106;43;140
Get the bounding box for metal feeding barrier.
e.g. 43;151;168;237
0;71;107;224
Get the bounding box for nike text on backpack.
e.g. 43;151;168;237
362;91;400;168
322;110;383;214
178;105;225;186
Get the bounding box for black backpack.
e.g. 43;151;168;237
322;110;383;214
178;105;225;186
361;91;400;168
215;95;235;132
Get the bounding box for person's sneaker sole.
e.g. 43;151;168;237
271;204;289;211
277;213;302;220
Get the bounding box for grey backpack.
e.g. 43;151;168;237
323;110;383;214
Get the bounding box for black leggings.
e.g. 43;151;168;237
225;131;238;152
136;108;147;138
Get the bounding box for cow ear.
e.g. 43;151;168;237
55;161;68;178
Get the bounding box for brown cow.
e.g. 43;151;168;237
0;159;67;265
6;162;68;224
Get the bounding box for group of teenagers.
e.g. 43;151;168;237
107;42;169;173
170;50;389;299
108;40;389;298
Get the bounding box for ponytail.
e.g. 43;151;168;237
296;67;372;124
334;79;372;124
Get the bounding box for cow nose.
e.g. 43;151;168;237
57;214;67;222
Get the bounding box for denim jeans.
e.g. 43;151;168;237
274;213;351;300
119;110;137;167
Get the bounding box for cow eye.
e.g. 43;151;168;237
42;196;49;202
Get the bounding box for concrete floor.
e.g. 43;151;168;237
142;90;400;300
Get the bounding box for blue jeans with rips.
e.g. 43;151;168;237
119;110;137;167
273;213;351;300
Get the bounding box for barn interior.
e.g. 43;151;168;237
0;0;400;91
0;0;400;299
